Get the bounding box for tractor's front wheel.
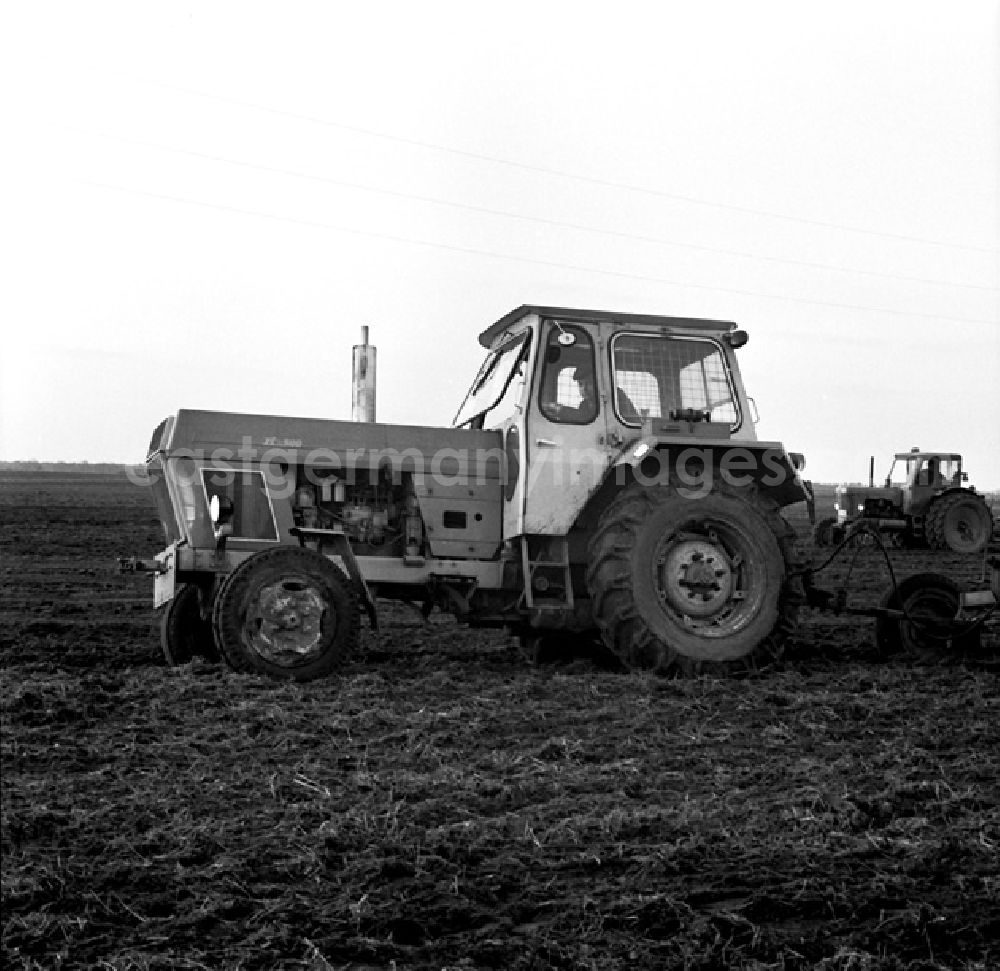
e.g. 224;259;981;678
160;583;218;666
586;482;800;675
812;516;837;547
212;547;360;680
925;492;993;554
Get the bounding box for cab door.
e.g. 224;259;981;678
517;320;612;535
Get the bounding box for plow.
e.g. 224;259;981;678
799;520;999;659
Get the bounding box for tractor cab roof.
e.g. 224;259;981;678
478;305;738;348
893;452;962;462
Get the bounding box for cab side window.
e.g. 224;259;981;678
537;324;598;424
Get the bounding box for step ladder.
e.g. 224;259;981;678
519;535;574;610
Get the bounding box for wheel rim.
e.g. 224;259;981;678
243;575;331;665
652;523;763;637
943;501;988;552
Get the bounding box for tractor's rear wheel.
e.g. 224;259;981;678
875;572;981;657
212;547;360;681
586;482;800;675
925;492;992;554
161;583;218;666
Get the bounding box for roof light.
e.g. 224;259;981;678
726;329;749;349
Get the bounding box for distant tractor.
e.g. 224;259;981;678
813;449;993;554
122;305;813;680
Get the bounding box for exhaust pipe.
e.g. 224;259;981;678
352;325;376;423
869;456;875;488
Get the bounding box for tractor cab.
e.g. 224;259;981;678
451;305;805;541
886;450;965;515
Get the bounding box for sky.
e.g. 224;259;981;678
2;1;998;486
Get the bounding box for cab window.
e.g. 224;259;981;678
914;457;959;487
453;332;531;429
537;323;598;424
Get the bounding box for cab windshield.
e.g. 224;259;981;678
452;332;531;429
889;455;961;487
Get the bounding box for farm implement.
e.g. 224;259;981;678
798;521;999;658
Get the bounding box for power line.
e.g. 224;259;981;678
82;127;999;294
82;179;1000;328
121;75;1000;256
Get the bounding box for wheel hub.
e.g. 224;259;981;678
248;578;328;663
658;538;734;619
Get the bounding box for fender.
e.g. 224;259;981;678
932;485;983;500
608;436;809;509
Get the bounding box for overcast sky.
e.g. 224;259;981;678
2;1;998;486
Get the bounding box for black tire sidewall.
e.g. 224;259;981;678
875;572;979;655
161;583;215;666
813;517;836;546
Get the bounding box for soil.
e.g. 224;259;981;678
2;471;998;970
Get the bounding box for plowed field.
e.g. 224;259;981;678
2;471;998;970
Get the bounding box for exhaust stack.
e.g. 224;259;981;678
352;325;376;423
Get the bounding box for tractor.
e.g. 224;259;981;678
813;449;993;554
122;305;814;680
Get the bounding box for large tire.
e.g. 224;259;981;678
586;481;801;675
212;547;360;681
161;583;218;665
812;516;837;547
925;492;993;554
875;572;981;657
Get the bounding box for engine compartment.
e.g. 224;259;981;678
290;467;424;559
